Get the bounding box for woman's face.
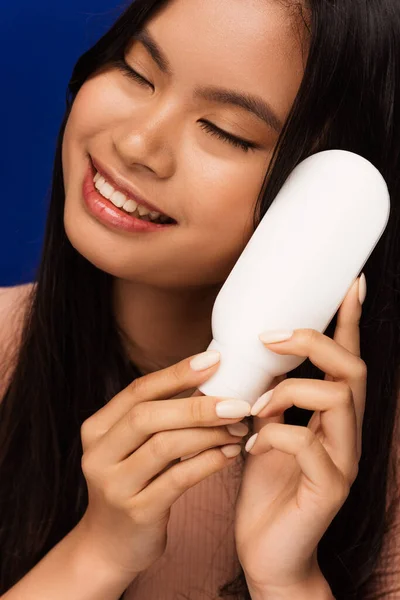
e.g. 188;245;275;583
62;0;308;288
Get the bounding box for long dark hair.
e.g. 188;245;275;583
1;1;399;598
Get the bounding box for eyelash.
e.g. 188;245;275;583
114;59;256;153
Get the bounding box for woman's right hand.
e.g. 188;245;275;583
76;350;252;582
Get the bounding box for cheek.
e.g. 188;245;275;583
65;75;125;141
186;153;269;236
62;75;126;189
177;154;269;279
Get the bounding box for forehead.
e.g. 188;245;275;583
144;0;308;122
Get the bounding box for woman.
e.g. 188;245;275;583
0;0;399;598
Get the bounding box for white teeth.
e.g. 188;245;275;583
95;176;105;190
100;182;115;200
110;191;126;208
93;170;170;222
122;199;138;213
137;204;150;216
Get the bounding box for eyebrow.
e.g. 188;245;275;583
131;28;283;134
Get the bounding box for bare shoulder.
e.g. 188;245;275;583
0;282;36;401
0;282;35;332
0;281;35;304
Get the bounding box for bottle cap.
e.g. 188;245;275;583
197;339;276;406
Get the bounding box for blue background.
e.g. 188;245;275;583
0;1;125;286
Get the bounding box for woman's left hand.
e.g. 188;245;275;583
234;276;367;598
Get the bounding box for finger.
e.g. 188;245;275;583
180;417;249;460
194;376;287;436
89;395;251;465
259;328;367;431
116;425;243;495
251;378;358;478
332;275;364;358
259;328;365;383
329;276;367;447
246;422;354;496
81;350;222;450
127;446;241;522
251;374;286;435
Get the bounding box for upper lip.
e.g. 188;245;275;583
91;156;174;220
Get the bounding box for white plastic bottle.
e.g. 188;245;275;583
198;150;390;406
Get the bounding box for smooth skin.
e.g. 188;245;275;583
233;276;367;598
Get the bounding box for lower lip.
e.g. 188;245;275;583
82;160;177;234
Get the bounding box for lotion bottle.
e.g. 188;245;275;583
198;150;390;406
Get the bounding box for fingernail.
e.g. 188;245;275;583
245;433;258;453
216;400;252;418
358;273;367;305
258;330;293;344
250;390;274;416
226;422;249;436
221;444;242;458
190;350;220;371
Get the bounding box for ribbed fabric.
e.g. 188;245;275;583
124;454;244;600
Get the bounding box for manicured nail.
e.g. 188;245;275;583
216;400;252;418
250;390;274;416
245;433;258;453
259;330;294;344
221;444;242;458
190;350;221;371
226;422;249;436
359;273;367;305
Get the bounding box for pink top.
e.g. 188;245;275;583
124;455;243;599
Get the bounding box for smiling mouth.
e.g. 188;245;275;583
90;157;177;225
93;170;176;224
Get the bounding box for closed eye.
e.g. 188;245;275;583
113;59;258;154
114;58;154;89
198;120;255;153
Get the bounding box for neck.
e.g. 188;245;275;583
112;278;221;377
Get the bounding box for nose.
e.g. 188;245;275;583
112;95;180;178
